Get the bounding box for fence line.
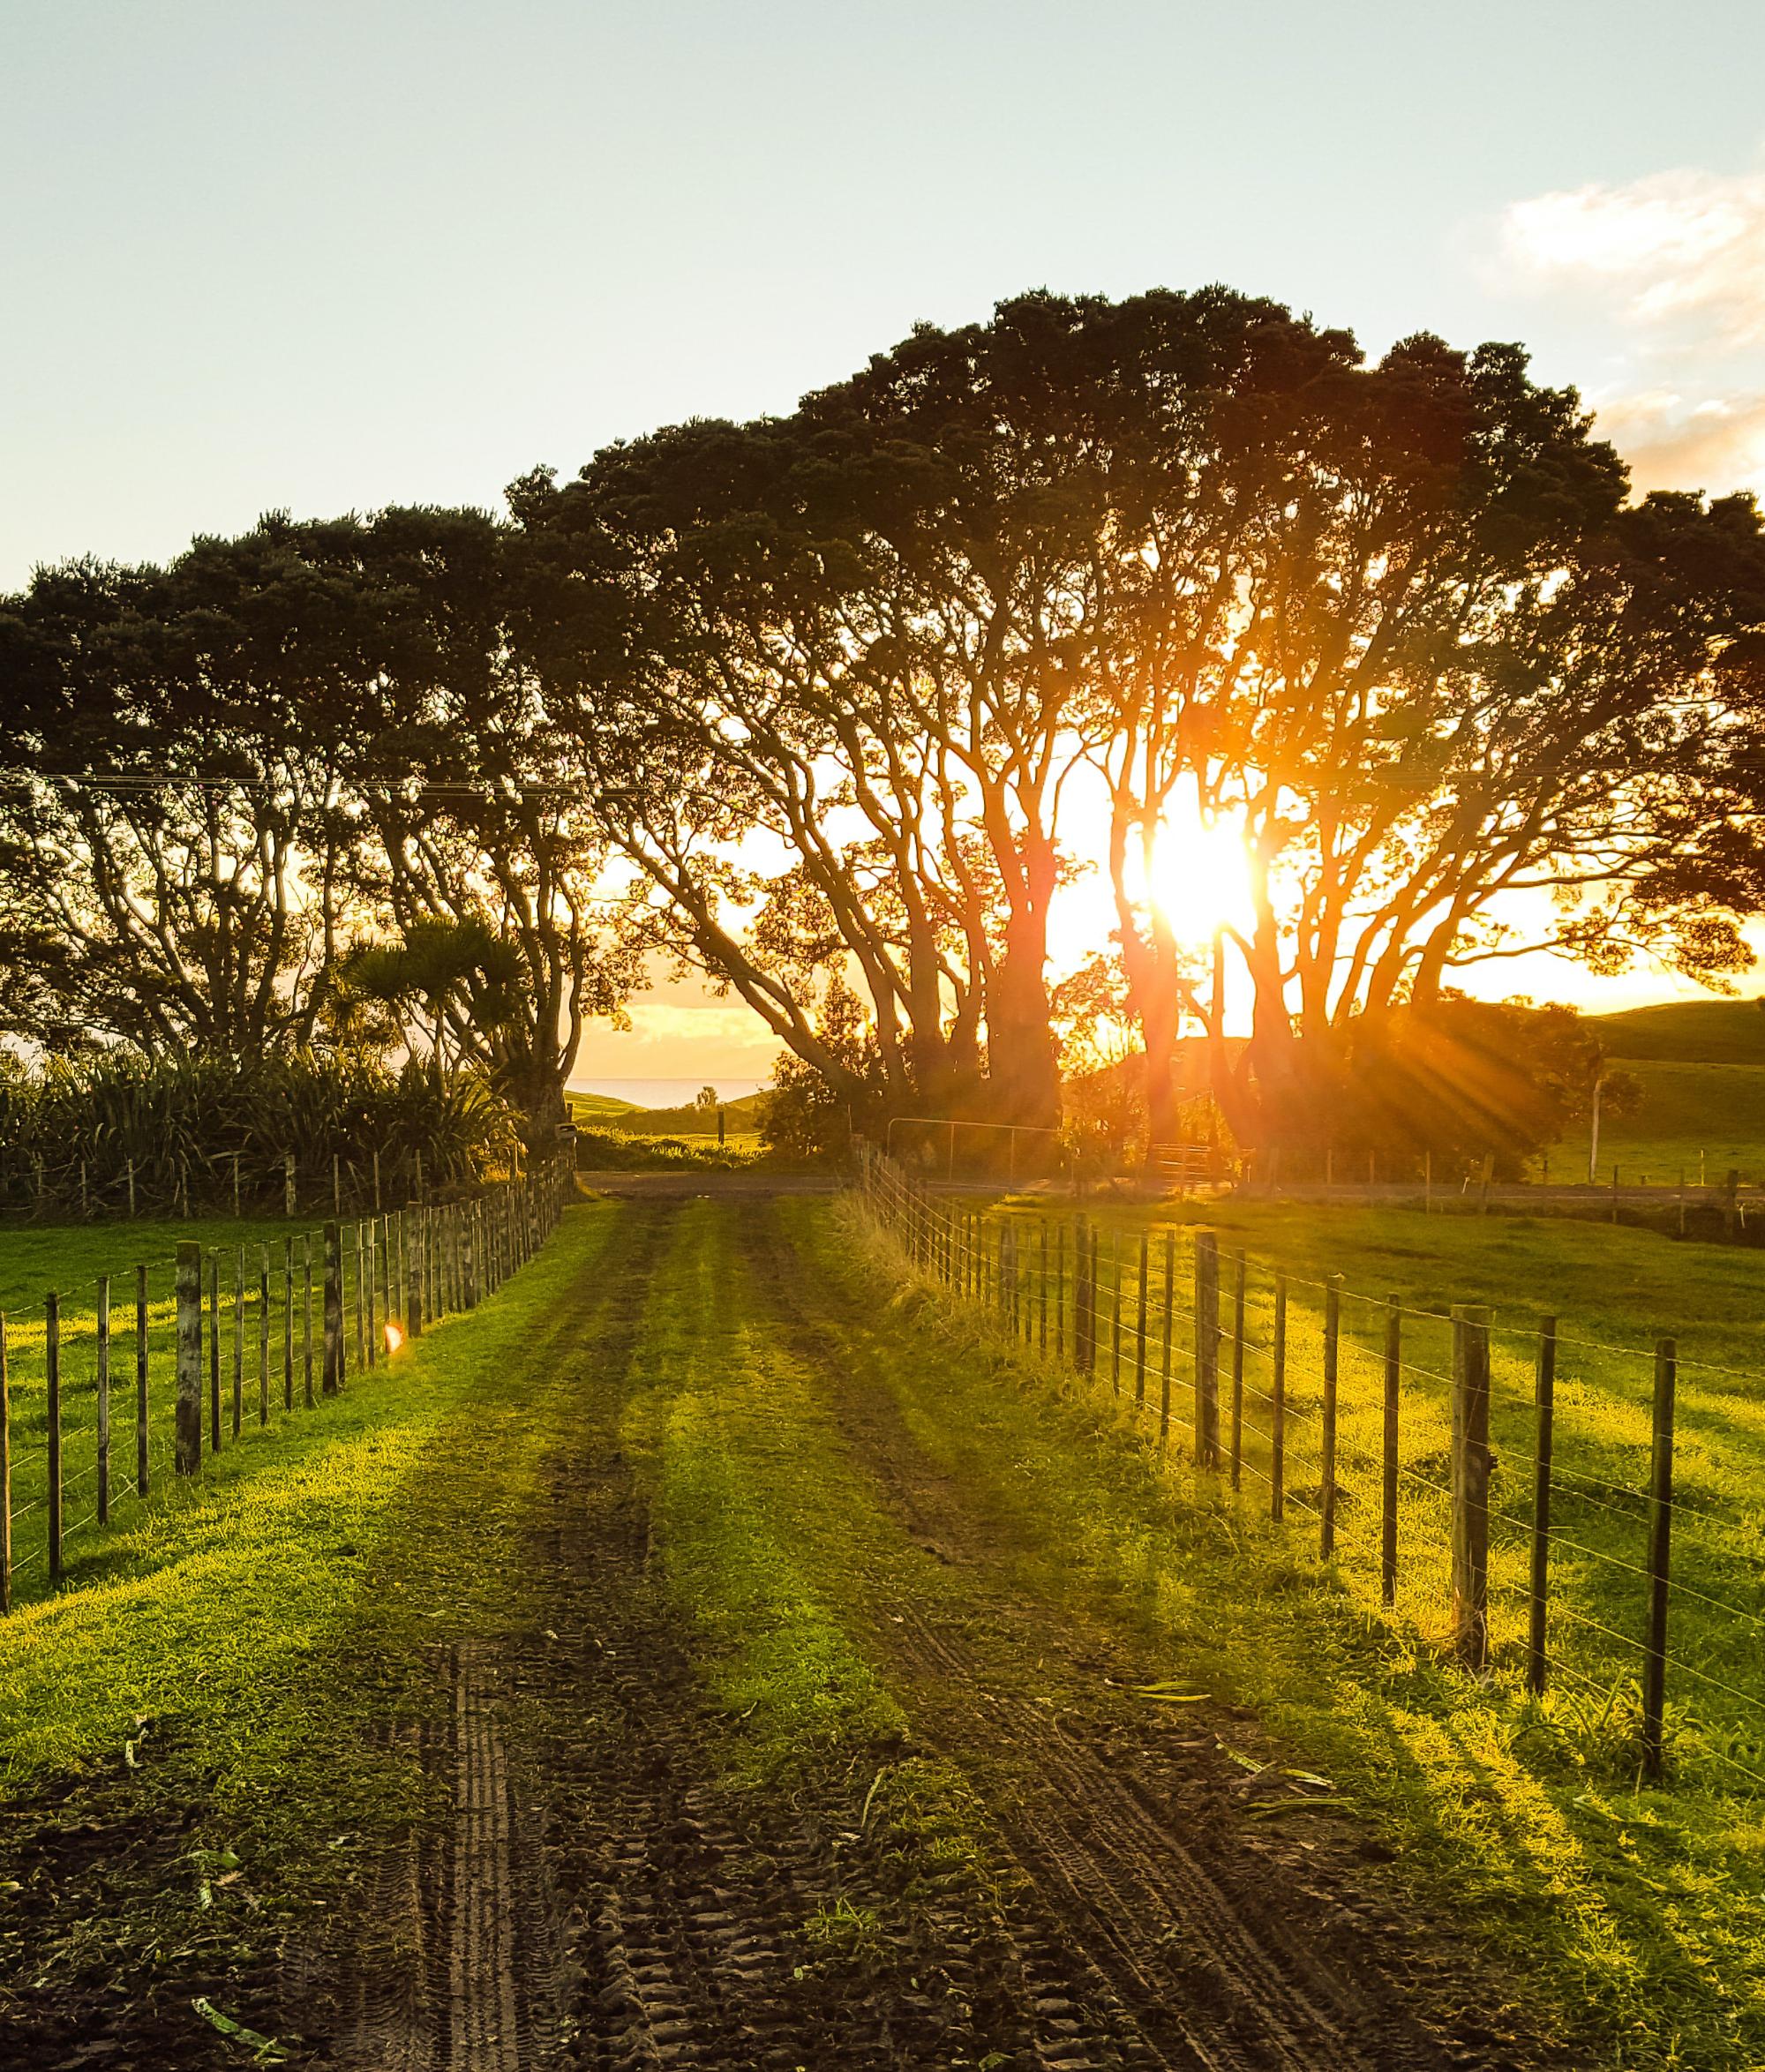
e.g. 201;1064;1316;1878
0;1158;573;1611
858;1145;1765;1789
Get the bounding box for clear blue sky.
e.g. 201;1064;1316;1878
7;0;1765;592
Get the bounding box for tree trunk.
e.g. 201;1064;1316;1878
988;935;1061;1129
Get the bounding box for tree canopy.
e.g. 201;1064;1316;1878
5;285;1765;1163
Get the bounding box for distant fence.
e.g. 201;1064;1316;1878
858;1145;1765;1791
0;1159;573;1612
0;1141;503;1225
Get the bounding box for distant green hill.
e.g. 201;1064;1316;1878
568;1089;770;1137
568;1092;641;1121
1590;997;1765;1063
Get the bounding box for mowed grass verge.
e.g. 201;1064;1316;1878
840;1190;1765;2068
0;1195;620;1790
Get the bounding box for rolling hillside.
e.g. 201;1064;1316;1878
1573;1000;1765;1182
1591;996;1765;1063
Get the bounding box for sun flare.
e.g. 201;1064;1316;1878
1144;784;1254;949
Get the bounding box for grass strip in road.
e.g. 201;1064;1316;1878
822;1193;1765;2072
613;1197;1017;1911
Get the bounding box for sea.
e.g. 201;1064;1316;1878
568;1075;770;1110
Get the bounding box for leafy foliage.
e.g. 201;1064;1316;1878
0;1052;522;1216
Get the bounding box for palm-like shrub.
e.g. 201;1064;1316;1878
0;1052;523;1216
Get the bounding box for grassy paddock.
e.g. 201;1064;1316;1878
1552;1060;1765;1187
0;1213;394;1608
0;1200;618;1793
927;1187;1765;1793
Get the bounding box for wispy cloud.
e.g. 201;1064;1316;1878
1588;387;1765;494
1501;167;1765;348
1494;161;1765;497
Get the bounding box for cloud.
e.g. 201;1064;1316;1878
1494;161;1765;498
1498;165;1765;349
1588;387;1765;496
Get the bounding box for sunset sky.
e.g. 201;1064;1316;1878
9;1;1765;1081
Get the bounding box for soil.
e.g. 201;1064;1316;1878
0;1194;1558;2070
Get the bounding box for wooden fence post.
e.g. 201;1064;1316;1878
406;1209;422;1341
372;1145;382;1212
283;1152;297;1218
231;1245;244;1439
1055;1223;1066;1360
1110;1235;1122;1394
1159;1232;1175;1447
1528;1317;1557;1696
176;1242;202;1476
1135;1233;1148;1407
1073;1218;1088;1369
207;1254;222;1453
1320;1275;1341;1558
282;1238;295;1409
126;1157;137;1218
332;1152;342;1215
353;1224;367;1368
1381;1295;1401;1606
1450;1304;1492;1669
323;1222;342;1394
258;1246;270;1425
94;1275;111;1525
135;1265;149;1498
1090;1226;1101;1376
364;1222;377;1368
1724;1168;1739;1242
0;1317;9;1613
232;1152;240;1218
1193;1231;1220;1468
1228;1250;1246;1490
1038;1222;1048;1354
1272;1272;1288;1520
303;1235;315;1408
44;1293;60;1582
1642;1336;1678;1782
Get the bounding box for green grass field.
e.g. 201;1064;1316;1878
964;1189;1765;1786
1595;998;1765;1066
1545;999;1765;1186
10;1187;1765;2064
1;1213;389;1608
1549;1060;1765;1186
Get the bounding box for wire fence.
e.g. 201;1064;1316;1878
0;1158;574;1612
858;1145;1765;1792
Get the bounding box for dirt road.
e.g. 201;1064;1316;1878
3;1197;1545;2069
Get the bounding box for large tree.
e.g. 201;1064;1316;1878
0;521;373;1055
0;509;640;1133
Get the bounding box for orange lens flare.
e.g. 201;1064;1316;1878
384;1320;405;1354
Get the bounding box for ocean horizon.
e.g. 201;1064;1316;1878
568;1074;770;1109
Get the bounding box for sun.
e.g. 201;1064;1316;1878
1147;782;1253;949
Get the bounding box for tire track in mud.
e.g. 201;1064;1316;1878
735;1203;1522;2072
334;1203;678;2072
517;1208;1055;2072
